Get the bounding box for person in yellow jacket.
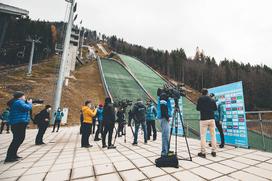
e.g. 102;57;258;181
81;100;97;148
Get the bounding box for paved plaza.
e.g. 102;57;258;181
0;126;271;181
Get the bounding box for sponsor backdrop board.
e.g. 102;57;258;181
207;81;249;148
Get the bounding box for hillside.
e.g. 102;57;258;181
0;54;105;125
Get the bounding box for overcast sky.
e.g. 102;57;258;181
2;0;272;67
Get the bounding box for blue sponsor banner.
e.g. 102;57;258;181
169;98;184;136
207;81;249;148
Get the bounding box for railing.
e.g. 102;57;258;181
246;111;272;152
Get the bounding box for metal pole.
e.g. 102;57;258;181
258;113;266;151
53;0;74;122
27;40;35;75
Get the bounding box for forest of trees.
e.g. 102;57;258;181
85;32;272;111
0;17;62;65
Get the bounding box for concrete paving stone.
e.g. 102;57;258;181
220;160;249;169
254;151;272;158
206;163;236;174
33;160;54;167
217;152;236;159
113;160;135;171
109;156;128;162
55;158;73;164
212;175;238;181
131;157;153;168
140;165;166;178
161;166;183;174
243;166;272;179
266;159;272;163
10;162;34;170
224;149;247;156
73;176;95;181
120;169;146;181
92;158;111;165
19;173;46;181
50;162;72;171
179;160;200;169
242;154;270;162
0;168;27;179
256;162;272;171
172;170;204;181
206;156;227;162
191;166;222;180
24;165;51;175
0;177;18;181
232;156;260;165
44;169;70;181
94;163;115;175
229;171;269;181
97;173;122;181
192;157;213;165
126;153;144;160
71;166;94;179
151;174;177;181
73;161;92;168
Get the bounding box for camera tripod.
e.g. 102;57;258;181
168;106;192;161
112;121;127;146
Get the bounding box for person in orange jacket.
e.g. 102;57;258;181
81;100;97;148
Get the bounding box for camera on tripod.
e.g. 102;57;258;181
113;99;133;110
157;83;186;107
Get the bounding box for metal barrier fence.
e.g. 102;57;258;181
246;111;272;152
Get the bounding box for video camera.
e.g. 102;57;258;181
157;83;186;100
26;98;44;104
113;99;133;110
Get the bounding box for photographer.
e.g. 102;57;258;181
146;99;157;141
157;92;172;157
94;104;103;141
5;91;32;163
102;97;116;149
0;108;10;134
132;98;147;145
196;88;217;158
116;107;125;137
35;105;51;145
81;100;97;148
52;107;64;132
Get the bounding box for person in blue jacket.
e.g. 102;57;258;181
5;91;32;163
146;99;157;141
94;104;103;141
0;108;10;134
157;93;172;157
52;107;64;132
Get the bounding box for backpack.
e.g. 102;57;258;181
134;103;146;123
159;94;169;119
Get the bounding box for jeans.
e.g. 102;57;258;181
134;121;147;144
94;122;103;139
160;118;169;156
81;123;92;147
6;123;27;159
200;119;217;153
147;120;157;140
35;124;48;144
102;123;114;146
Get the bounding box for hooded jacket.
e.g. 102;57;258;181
97;107;103;122
132;101;146;123
82;106;97;124
8;99;32;125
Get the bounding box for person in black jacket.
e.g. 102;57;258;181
35;105;51;145
196;88;217;158
131;98;147;145
116;107;125;137
102;97;116;149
